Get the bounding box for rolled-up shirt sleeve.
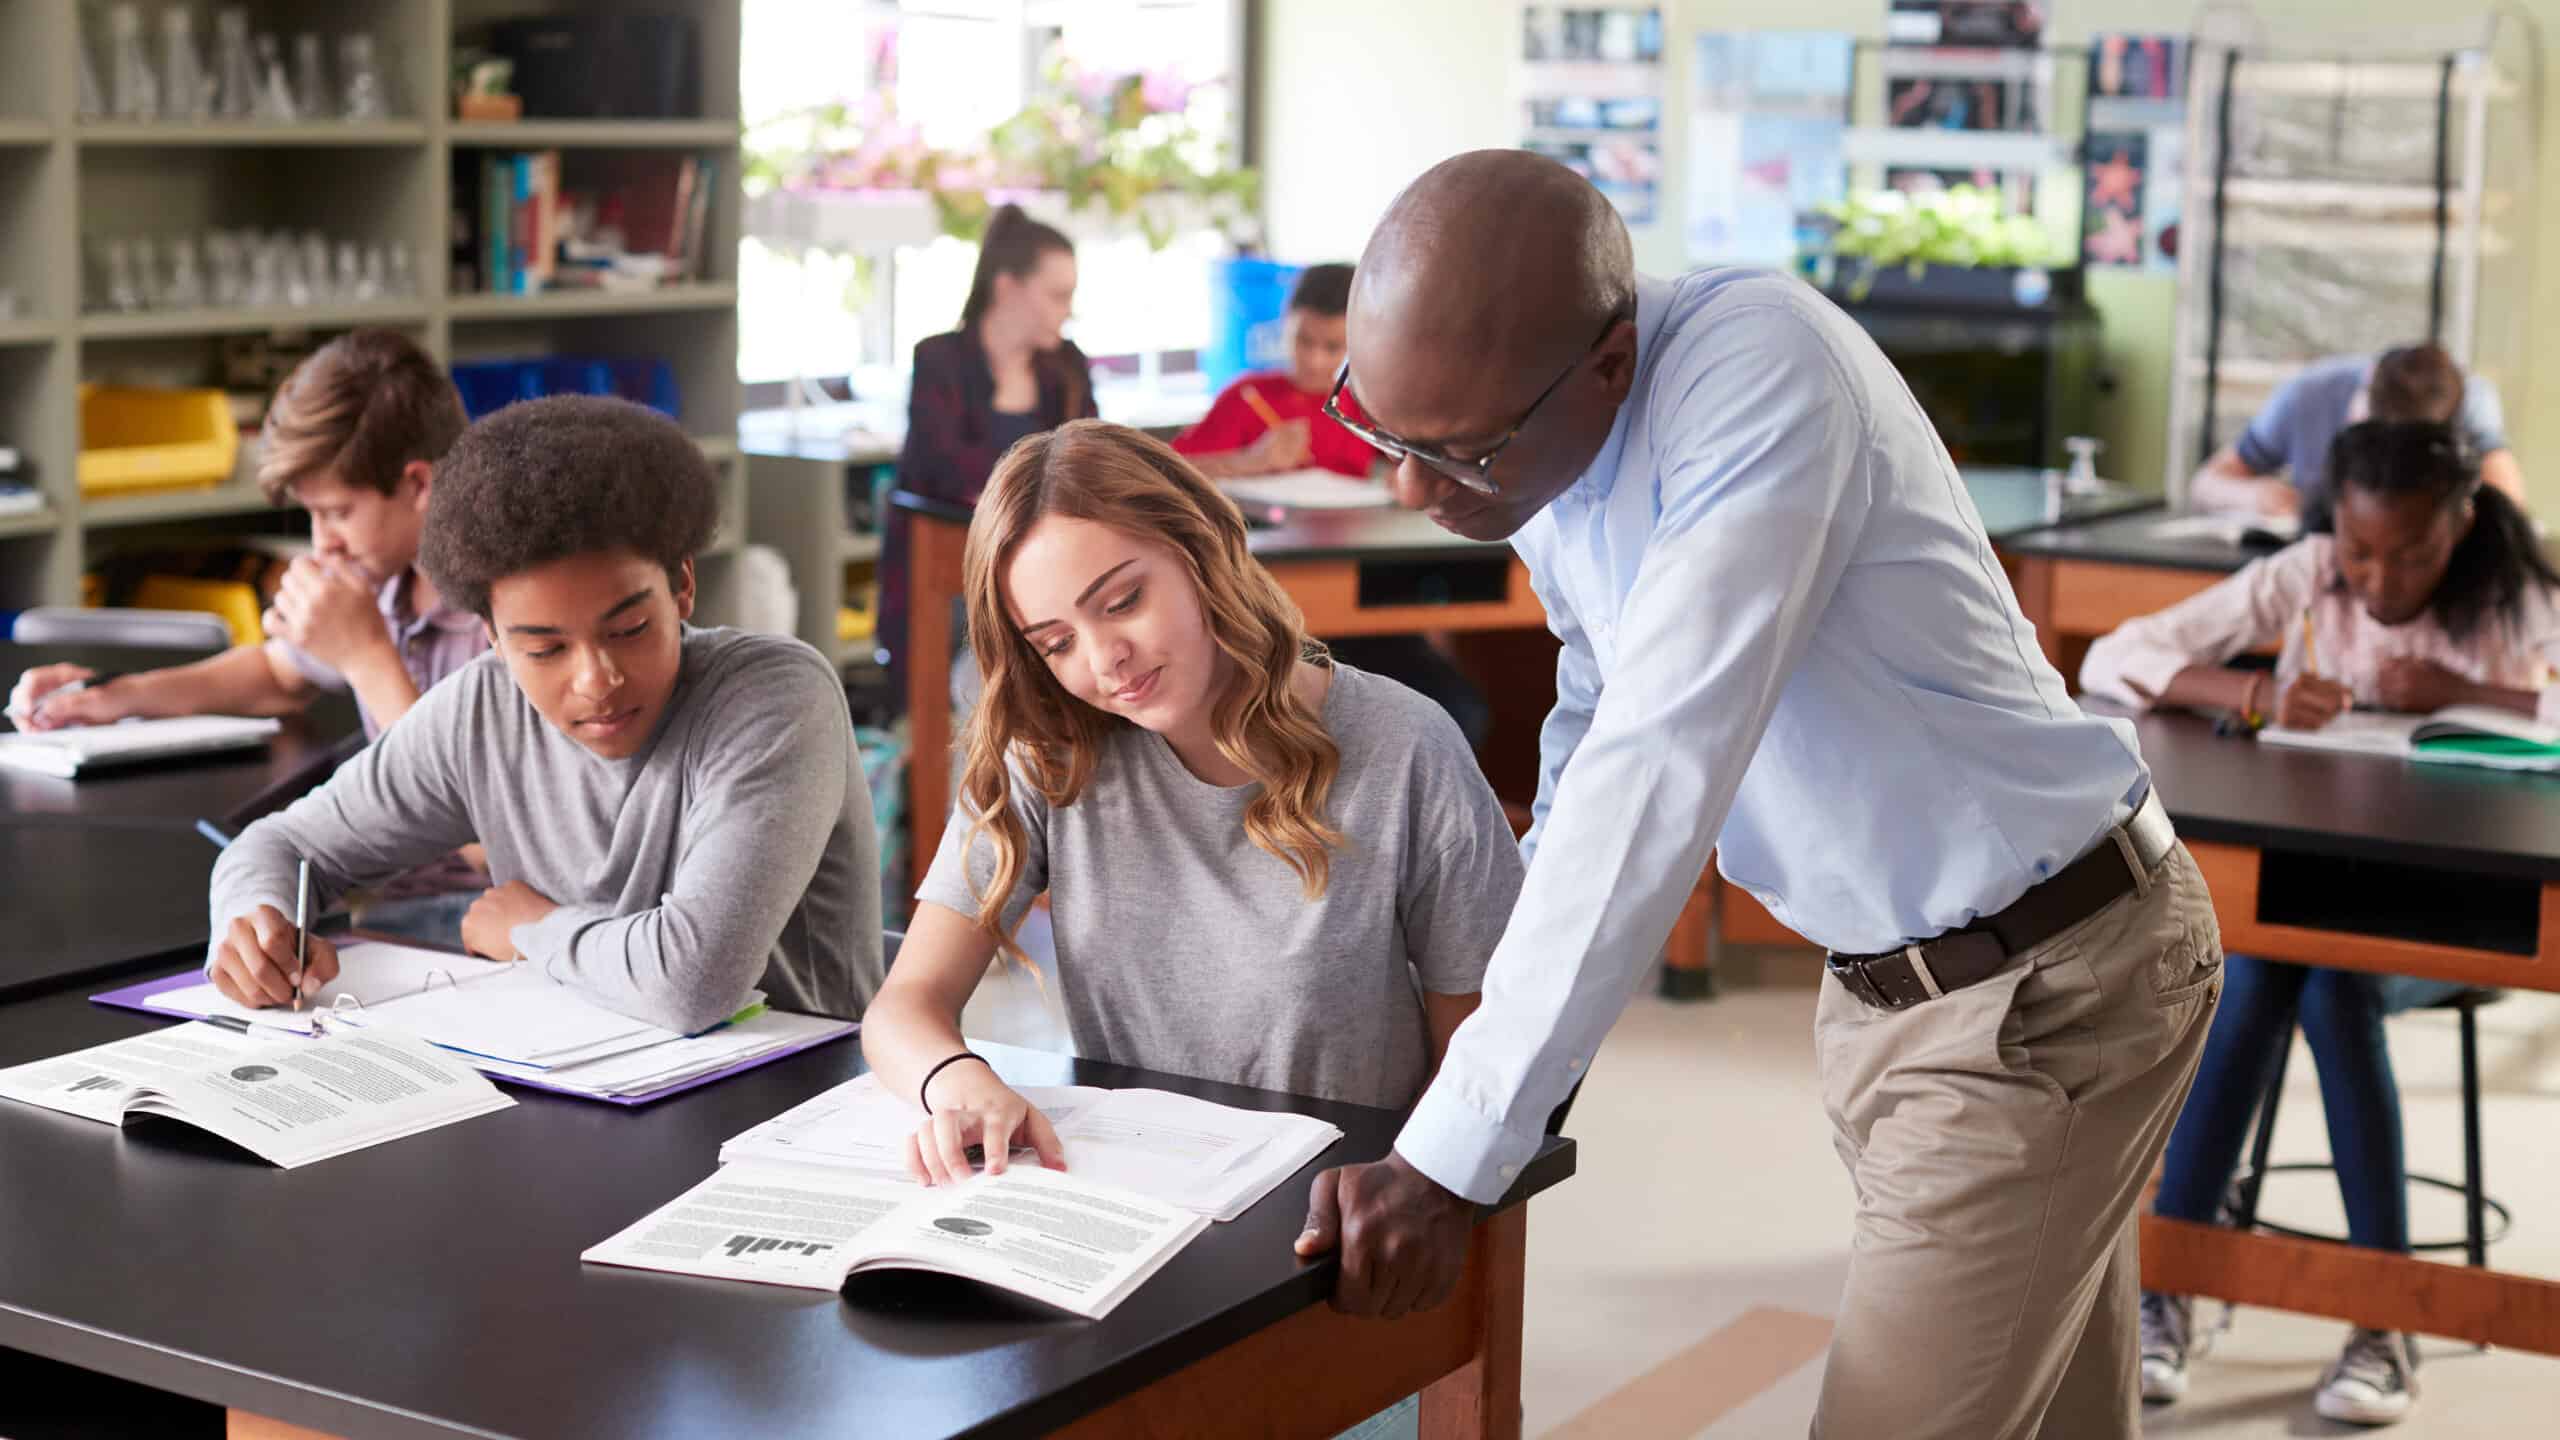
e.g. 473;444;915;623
1395;303;1876;1202
2079;542;2322;710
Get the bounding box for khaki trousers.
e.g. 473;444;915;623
1811;842;2222;1439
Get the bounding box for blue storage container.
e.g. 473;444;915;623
1202;257;1301;395
449;358;681;421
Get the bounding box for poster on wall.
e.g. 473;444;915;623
1519;5;1665;224
1689;32;1852;265
2083;32;2189;273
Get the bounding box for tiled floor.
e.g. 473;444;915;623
962;932;2560;1438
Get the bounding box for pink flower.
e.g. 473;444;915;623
1139;68;1192;114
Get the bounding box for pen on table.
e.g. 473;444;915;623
2300;608;2320;679
293;856;311;1014
1240;384;1287;433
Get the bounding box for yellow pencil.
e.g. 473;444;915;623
1240;384;1287;433
2301;607;2320;678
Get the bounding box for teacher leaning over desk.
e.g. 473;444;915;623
1289;150;2226;1440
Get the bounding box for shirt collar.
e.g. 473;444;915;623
381;567;478;635
1557;271;1674;512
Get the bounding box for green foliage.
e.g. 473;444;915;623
1816;186;2064;299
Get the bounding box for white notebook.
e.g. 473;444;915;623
1220;469;1394;511
0;715;282;779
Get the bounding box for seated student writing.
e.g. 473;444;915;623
2083;420;2560;1427
10;330;480;740
1171;263;1491;748
203;396;884;1032
860;420;1523;1176
1172;263;1377;479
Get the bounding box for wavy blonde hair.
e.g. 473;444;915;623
957;419;1345;962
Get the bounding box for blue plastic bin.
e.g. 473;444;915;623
449;358;681;421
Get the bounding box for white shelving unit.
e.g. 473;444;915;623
0;0;747;621
2164;7;2542;500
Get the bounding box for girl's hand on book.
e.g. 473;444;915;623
2276;674;2351;731
209;905;341;1008
906;1069;1067;1186
2375;658;2465;714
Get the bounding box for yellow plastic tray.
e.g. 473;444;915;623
132;576;266;646
78;385;241;496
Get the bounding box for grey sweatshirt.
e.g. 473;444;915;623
208;626;882;1032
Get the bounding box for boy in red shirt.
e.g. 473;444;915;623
1175;262;1491;751
1176;264;1378;479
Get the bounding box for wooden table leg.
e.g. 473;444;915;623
905;510;967;868
1421;1204;1529;1440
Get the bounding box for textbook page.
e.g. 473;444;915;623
717;1074;1340;1218
720;1075;1106;1181
0;1026;513;1166
144;941;515;1034
843;1165;1208;1319
583;1162;1209;1318
0;1023;262;1122
582;1161;917;1290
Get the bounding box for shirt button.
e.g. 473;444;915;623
1498;1163;1521;1180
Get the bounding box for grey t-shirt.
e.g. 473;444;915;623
211;626;883;1033
918;663;1523;1109
2236;352;2508;526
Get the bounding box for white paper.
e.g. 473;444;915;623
2257;711;2425;757
584;1162;1209;1318
582;1162;916;1290
0;1024;513;1167
1219;469;1393;511
0;1023;261;1121
717;1073;1339;1221
343;964;675;1066
143;940;514;1034
0;715;281;778
476;1010;854;1098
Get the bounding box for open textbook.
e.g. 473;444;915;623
719;1072;1343;1221
582;1161;1206;1320
2259;704;2560;772
101;938;856;1102
0;715;282;779
0;1022;512;1167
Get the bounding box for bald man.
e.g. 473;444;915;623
1291;151;2222;1439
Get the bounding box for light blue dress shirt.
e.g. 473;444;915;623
1396;269;2154;1203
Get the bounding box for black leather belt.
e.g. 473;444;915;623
1826;792;2177;1011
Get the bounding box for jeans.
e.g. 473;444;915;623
2153;953;2465;1253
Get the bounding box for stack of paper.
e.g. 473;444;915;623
0;715;282;778
123;939;855;1103
720;1073;1342;1222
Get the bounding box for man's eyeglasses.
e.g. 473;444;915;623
1322;308;1629;498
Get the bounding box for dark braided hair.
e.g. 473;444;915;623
2327;419;2557;644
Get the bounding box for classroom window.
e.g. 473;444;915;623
738;0;1244;390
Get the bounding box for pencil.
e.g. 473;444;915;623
2301;608;2320;679
293;857;310;1013
1240;384;1286;433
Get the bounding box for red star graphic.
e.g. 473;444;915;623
2089;148;2141;211
2087;208;2143;264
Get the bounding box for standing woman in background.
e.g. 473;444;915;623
885;204;1098;682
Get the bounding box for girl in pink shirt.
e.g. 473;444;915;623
2086;421;2560;1426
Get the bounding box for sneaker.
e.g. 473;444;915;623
2139;1291;2193;1404
2315;1328;2420;1426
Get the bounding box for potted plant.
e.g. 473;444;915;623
1814;186;2068;308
